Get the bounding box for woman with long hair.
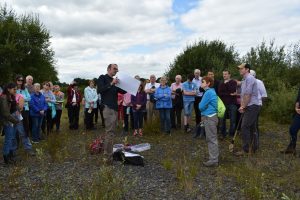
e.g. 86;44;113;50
15;75;31;136
15;75;35;155
131;82;147;136
0;83;20;164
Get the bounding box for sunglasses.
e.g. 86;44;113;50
17;79;24;82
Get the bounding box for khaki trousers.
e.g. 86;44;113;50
103;105;117;156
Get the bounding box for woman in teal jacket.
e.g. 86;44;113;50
154;76;172;135
15;75;31;137
199;76;219;167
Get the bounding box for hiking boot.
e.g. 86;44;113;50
3;154;10;165
203;160;218;167
133;130;138;136
9;151;19;164
280;145;296;155
193;125;201;138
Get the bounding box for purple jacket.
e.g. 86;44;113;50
131;92;147;111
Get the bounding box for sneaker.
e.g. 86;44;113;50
203;160;218;167
139;129;143;137
186;127;192;133
133;130;138;136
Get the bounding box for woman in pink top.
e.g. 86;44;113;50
122;93;134;135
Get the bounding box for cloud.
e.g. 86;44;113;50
4;0;300;82
56;46;181;82
180;0;300;54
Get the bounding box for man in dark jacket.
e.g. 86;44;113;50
218;70;238;138
97;64;126;164
281;87;300;155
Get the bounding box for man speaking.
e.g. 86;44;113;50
97;64;126;164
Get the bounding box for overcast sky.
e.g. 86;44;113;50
5;0;300;82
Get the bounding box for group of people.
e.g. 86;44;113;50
96;63;299;166
0;75;65;164
0;63;299;166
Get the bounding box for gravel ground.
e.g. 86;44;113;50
0;120;299;200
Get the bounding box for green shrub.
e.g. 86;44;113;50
265;84;297;124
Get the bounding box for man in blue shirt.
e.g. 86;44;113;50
182;74;197;133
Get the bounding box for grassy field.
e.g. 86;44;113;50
0;108;299;200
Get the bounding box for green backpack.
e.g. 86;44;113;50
217;97;226;118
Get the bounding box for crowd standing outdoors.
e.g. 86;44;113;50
0;63;299;167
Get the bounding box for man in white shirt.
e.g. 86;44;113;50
250;69;267;148
144;74;160;122
192;69;203;126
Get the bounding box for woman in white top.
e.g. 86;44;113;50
84;80;98;130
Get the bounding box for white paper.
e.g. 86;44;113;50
115;72;140;96
124;152;144;158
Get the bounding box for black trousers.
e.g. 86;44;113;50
194;96;202;125
85;108;95;129
21;110;30;137
41;108;53;135
52;110;62;130
68;105;80;129
123;106;134;132
170;105;182;128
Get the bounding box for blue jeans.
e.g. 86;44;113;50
290;113;300;146
183;101;194;116
221;104;237;137
159;109;171;132
3;124;17;156
16;122;32;150
31;116;44;142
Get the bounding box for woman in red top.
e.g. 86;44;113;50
66;82;82;130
